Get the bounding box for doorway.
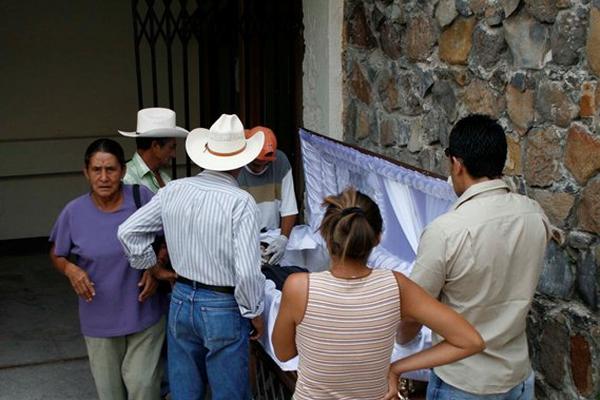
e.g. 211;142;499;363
131;0;305;178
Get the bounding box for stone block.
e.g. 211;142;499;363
377;71;399;112
537;242;575;299
577;251;598;310
501;0;521;18
432;80;458;123
350;62;373;105
418;146;443;173
532;190;574;227
510;72;527;92
567;231;594;249
462;79;506;119
378;118;396;147
453;69;472;87
524;0;559;23
379;20;402;59
423;108;449;146
536;81;578;128
347;2;377;49
504;10;551;70
587;7;600;77
371;5;385;30
570;335;594;396
485;5;504;26
383;69;428;116
377;115;410;147
469;0;488;15
470;25;507;69
506;84;535;131
439;16;477;65
564;123;600;184
524;128;562;187
455;0;473;16
402;15;438;62
355;106;373;140
551;9;587;66
577;178;600;234
505;136;523;176
538;314;570;388
579;81;597;118
436;0;458;28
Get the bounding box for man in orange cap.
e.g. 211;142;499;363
238;126;298;265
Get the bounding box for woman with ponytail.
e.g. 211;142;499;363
272;187;485;400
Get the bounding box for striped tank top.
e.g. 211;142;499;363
294;269;401;400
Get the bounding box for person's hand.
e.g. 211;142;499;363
383;367;400;400
138;270;158;302
157;243;169;265
265;235;288;265
150;264;177;286
64;263;95;302
250;315;265;340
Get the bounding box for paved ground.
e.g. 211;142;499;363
0;251;98;400
0;248;425;400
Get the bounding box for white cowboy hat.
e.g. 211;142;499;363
118;107;189;138
186;114;264;171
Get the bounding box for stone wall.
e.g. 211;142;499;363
342;0;600;398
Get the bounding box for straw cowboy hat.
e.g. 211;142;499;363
118;107;189;138
186;114;264;171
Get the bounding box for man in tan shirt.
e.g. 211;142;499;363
403;115;550;398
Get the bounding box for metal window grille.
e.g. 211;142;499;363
131;0;304;179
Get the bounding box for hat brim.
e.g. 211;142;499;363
118;126;189;138
186;128;265;171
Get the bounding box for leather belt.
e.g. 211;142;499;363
176;276;235;294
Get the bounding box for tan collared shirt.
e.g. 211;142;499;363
411;179;550;394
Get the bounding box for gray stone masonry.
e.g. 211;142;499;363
343;0;600;398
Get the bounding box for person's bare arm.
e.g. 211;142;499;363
272;272;308;361
391;272;485;374
49;244;95;302
280;214;297;238
396;318;423;344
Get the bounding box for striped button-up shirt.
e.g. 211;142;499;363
118;170;265;318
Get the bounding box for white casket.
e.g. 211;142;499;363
259;128;457;381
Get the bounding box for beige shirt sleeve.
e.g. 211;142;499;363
409;224;448;299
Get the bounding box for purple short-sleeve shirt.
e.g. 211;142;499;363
50;184;164;338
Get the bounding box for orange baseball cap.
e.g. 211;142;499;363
245;126;277;162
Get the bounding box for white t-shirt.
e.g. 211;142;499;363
237;150;298;231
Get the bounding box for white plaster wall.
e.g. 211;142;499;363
0;1;195;240
302;0;344;140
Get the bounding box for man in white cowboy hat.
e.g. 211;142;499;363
118;114;266;400
119;107;187;399
119;107;189;193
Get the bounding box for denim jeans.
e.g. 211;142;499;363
167;282;251;400
427;370;534;400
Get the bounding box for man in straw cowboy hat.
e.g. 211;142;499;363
119;107;189;193
119;107;187;399
118;114;266;399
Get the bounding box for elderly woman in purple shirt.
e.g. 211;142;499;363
49;138;169;400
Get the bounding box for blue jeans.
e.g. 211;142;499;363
427;370;534;400
167;282;251;400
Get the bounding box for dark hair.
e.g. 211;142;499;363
319;188;383;264
84;138;126;168
135;137;172;150
447;114;507;179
